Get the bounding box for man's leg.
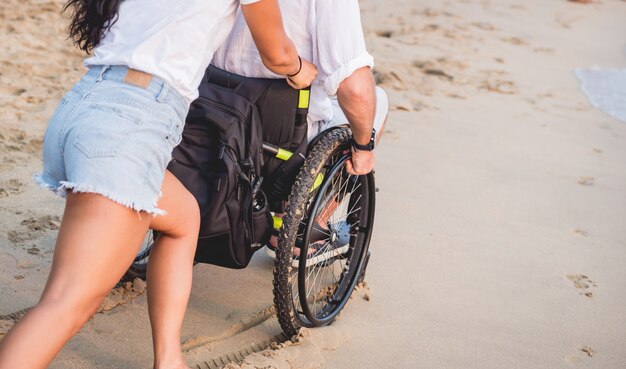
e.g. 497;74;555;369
373;86;389;144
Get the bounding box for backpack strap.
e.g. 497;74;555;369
234;78;272;104
205;65;272;104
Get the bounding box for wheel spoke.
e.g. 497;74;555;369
275;130;374;333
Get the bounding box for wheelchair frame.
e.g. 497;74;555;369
124;101;376;336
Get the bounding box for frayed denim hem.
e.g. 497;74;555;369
33;173;61;194
33;173;167;217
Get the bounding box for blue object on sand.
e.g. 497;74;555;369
575;67;626;123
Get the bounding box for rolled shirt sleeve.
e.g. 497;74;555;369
315;0;374;96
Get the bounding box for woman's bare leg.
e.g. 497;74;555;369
0;192;152;369
147;171;200;369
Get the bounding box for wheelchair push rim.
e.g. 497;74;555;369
273;127;376;335
296;153;375;327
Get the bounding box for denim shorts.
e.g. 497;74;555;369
34;65;188;216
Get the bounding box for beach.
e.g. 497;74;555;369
1;0;626;368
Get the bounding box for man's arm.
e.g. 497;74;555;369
314;0;377;174
337;67;377;175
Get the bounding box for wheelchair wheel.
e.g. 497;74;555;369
121;230;156;282
273;127;376;336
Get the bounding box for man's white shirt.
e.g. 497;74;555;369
211;0;375;125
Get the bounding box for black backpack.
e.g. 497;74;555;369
167;66;308;269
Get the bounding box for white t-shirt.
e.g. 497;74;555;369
85;0;260;105
211;0;374;124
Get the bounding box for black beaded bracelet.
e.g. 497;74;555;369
287;56;302;77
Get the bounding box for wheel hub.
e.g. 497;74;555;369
330;231;338;243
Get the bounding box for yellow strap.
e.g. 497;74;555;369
298;89;310;109
276;148;293;161
272;216;283;229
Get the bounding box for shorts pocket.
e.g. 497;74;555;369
164;120;183;147
73;102;143;158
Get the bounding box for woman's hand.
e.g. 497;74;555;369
286;58;317;90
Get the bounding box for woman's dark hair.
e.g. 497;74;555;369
63;0;124;53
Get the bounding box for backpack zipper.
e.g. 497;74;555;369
197;96;247;123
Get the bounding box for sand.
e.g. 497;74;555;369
1;0;626;368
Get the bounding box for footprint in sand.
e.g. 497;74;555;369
566;274;597;299
564;345;596;365
21;215;61;232
477;69;517;95
577;176;594;186
501;36;528;46
413;58;467;82
471;22;498;31
7;230;39;245
534;47;555;54
7;215;61;245
97;279;147;313
375;30;394;38
480;78;516;95
578;345;596;357
500;36;553;55
422;23;441;32
0;179;25;198
0;280;146;342
555;13;585;29
374;69;407;91
0;129;42;154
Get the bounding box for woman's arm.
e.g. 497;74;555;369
241;0;317;89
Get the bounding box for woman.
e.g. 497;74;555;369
0;0;316;368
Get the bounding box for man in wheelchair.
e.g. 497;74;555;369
211;0;388;261
213;0;387;159
120;0;385;335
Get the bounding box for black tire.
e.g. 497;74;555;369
121;230;157;282
273;127;376;336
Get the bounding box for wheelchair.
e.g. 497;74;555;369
123;69;376;337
